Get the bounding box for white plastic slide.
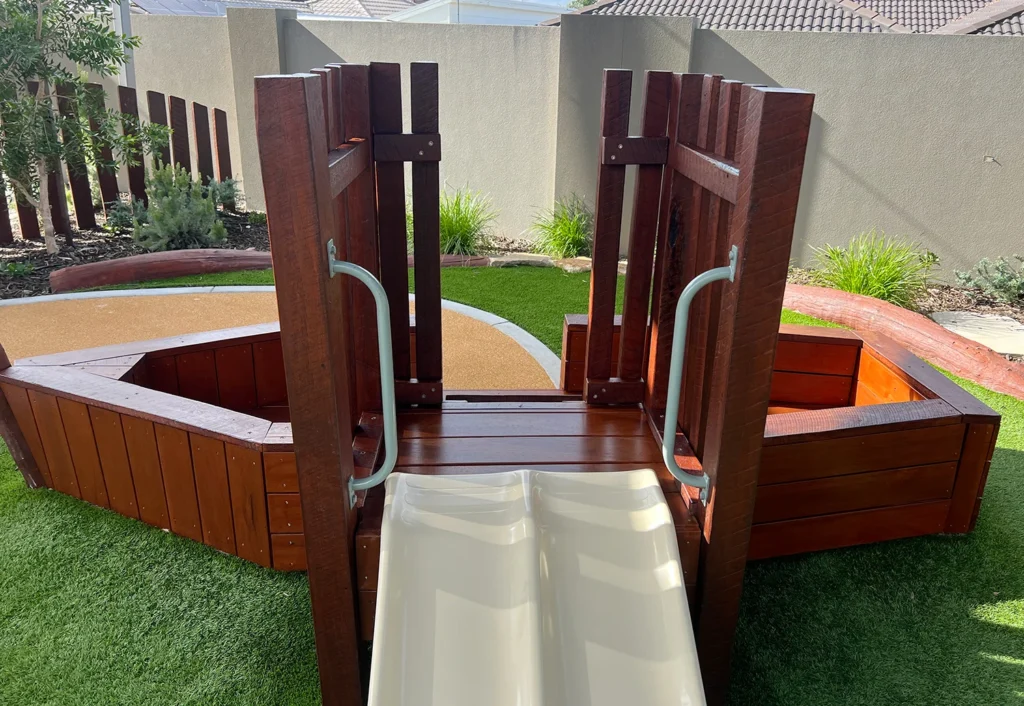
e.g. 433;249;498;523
368;469;706;706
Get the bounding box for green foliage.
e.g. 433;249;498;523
956;255;1024;304
246;211;267;226
406;187;497;256
531;195;594;259
133;165;225;251
4;261;34;277
207;178;238;210
810;229;937;308
104;195;147;232
0;0;168;247
568;0;597;7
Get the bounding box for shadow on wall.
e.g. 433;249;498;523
282;22;343;72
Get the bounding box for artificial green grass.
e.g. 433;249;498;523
99;268;276;289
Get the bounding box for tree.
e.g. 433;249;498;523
0;0;167;252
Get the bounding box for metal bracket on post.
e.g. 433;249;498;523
661;245;739;505
327;239;398;507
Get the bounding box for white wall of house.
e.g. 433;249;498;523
386;0;569;25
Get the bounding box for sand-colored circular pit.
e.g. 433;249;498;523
0;291;554;390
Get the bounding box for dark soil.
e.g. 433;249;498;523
0;211;269;299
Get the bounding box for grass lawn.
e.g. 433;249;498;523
4;268;1019;704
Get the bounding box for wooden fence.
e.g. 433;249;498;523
0;84;233;244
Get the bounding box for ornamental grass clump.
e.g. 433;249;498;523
133;165;225;251
810;229;936;308
531;195;593;259
406;187;496;256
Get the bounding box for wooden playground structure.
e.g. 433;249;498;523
0;62;1000;705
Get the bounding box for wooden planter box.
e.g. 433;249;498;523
561;316;1000;558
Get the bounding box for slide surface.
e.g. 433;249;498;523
369;469;705;706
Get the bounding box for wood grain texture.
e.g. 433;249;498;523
58;398;110;508
192;103;215;185
190;433;236;554
227;445;271;567
264;451;299;492
769;371;853;406
168;95;191;174
253;339;288;407
268;493;303;533
121;416;170;529
399;409;647;438
397;435;662;467
945;422;999;533
176;350;219;405
0;382;50;487
28;390;81;497
215;344;257;412
255;73;363;704
88;406;139;518
856;350;925;403
272;534;306;570
585;69;631;394
774;339;859;376
763;398;961;445
155;424;202;542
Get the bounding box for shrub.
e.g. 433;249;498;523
810;230;936;308
134;165;226;251
246;211;267;226
531;195;593;259
4;262;34;277
105;196;148;232
956;255;1024;304
406;187;496;256
207;178;239;211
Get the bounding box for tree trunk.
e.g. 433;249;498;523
38;158;57;254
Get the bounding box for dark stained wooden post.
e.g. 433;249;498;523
47;170;72;238
118;86;148;204
0;346;46;489
169;95;192;175
0;178;14;244
87;84;120;206
146;91;172;167
584;69;630;403
213;108;233;182
410;62;442;388
16;202;40;240
255;73;363;706
193;103;215;185
56;83;97;230
695;86;814;704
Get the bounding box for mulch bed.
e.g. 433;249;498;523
0;212;269;300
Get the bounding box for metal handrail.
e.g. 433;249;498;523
660;245;738;505
327;240;398;507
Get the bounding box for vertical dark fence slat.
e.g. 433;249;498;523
644;73;703;421
326;64;345;148
696;86;814;704
680;74;723;451
617;71;672;385
311;68;339;149
410;62;442;385
0;179;12;243
168;96;191;175
339;64;382;414
118;86;147;204
193;103;214;185
16;202;40;240
213;109;232;181
695;80;743;456
584;69;631;402
369;62;411;382
56;83;97;230
47;170;72;236
87;84;119;206
146;91;171;167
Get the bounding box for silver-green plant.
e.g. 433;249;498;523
133;165;225;251
956;255;1024;304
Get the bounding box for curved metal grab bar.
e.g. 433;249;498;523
661;245;738;505
327;240;398;507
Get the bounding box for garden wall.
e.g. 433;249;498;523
125;10;1024;273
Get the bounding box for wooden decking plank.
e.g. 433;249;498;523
88;406;140;519
769;371;853;407
190;434;237;554
397;435;663;467
58;398;110;508
227;445;271;567
27;390;81;497
398;410;648;439
155;424;203;542
763;398;961;445
1;382;52;487
121;416;170;529
215;343;258;411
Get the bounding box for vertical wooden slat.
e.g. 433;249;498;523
190;433;236;554
618;71;672;384
227;445;271;567
56;83;97;230
0;178;13;244
695;85;814;704
255;73;363;705
47;169;72;237
58;398;110;508
645;73;703;420
88;406;140;519
680;74;723;449
584;69;632;401
118;86;147;204
370;62;412;383
176;350;219;405
410;62;442;386
27;391;81;497
215;343;257;411
0;381;50;487
16;201;40;240
253;339;287;406
945;422;998;532
147;355;179;394
169;95;191;175
155;423;203;542
213;108;233;182
122;416;170;529
87;83;119;206
340;63;382;414
146;90;172;167
311;68;338;149
193;103;215;185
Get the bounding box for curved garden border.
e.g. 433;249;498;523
784;283;1024;400
48;249;273;293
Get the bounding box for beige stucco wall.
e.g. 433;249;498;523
690;30;1024;273
282;18;562;241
